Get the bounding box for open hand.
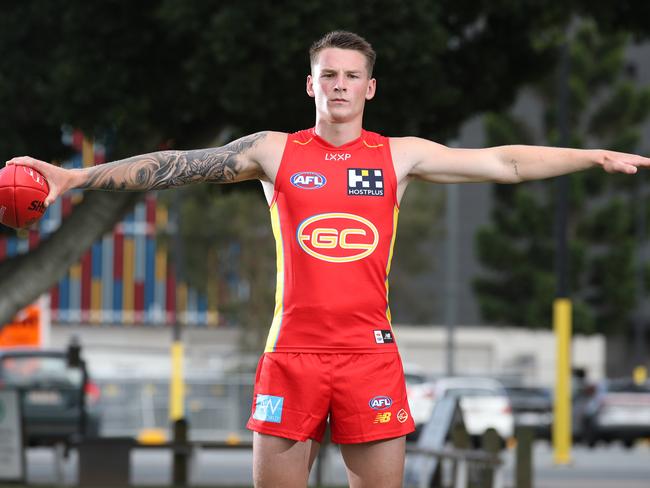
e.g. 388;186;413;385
601;150;650;174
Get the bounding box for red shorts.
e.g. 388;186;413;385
246;352;415;444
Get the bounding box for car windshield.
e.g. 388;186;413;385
506;387;550;401
405;373;426;385
445;387;500;398
0;356;82;387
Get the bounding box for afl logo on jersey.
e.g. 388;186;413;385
290;172;327;190
297;213;379;263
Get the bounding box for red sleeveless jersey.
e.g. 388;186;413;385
264;128;399;353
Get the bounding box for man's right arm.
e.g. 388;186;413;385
7;131;282;206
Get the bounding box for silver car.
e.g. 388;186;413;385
579;378;650;448
433;376;514;444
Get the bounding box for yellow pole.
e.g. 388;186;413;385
169;341;185;420
633;365;647;385
82;136;95;167
553;298;572;465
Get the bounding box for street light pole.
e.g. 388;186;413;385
170;193;188;485
553;36;573;466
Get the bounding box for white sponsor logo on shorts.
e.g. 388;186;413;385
397;409;409;423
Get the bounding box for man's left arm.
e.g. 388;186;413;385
392;137;650;184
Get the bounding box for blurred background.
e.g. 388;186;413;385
1;1;650;486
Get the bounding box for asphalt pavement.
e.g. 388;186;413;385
24;440;650;487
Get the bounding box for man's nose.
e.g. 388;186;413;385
334;74;347;91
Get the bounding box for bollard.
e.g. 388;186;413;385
515;426;534;488
451;423;471;488
480;428;501;488
78;437;133;487
172;418;189;486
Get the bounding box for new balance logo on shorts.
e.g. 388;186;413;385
373;412;392;424
253;394;284;423
348;168;384;196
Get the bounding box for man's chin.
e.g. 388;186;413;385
327;109;357;123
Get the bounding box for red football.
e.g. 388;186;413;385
0;164;50;229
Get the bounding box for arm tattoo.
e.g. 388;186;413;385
511;158;519;177
79;132;268;191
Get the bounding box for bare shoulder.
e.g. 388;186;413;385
247;131;287;183
226;130;287;158
214;131;286;183
388;136;447;180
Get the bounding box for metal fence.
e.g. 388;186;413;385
95;374;255;441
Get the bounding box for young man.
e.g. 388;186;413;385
8;31;650;487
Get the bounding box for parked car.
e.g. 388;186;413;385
0;348;101;446
505;385;552;440
433;377;514;445
577;378;650;448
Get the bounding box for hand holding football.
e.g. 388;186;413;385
0;164;50;229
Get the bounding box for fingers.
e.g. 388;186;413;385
6;156;46;170
604;153;650;174
44;188;57;208
614;161;638;174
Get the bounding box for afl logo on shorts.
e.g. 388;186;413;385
369;395;393;410
297;213;379;263
290;172;327;190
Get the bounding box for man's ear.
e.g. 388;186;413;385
306;75;315;98
366;78;376;100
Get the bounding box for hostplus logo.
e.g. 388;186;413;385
347;168;384;196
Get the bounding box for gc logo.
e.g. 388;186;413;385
297;213;379;263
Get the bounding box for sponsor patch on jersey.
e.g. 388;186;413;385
290;171;327;190
348;168;384;196
253;394;284;423
373;412;392;424
374;330;394;344
397;409;409;423
297;213;379;263
369;395;393;410
326;152;351;161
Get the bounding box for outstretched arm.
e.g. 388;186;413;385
6;131;274;206
392;137;650;184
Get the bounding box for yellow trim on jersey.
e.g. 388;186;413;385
264;202;285;352
385;206;399;324
292;138;313;146
363;140;384;148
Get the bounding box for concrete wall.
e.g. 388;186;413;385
49;323;605;387
394;325;605;386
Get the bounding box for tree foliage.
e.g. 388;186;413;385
474;21;650;334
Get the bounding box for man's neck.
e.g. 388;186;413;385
313;120;363;147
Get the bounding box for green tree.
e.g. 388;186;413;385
474;21;650;334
